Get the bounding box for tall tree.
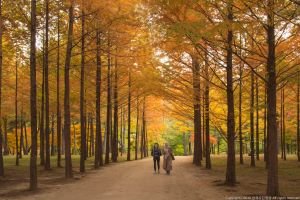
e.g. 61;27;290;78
297;71;300;162
142;96;147;157
250;71;255;167
204;51;211;169
105;37;112;164
90;115;94;156
64;0;75;179
225;0;236;185
281;87;286;160
255;76;259;161
192;55;201;166
56;2;62;168
264;81;267;164
0;0;3;177
29;0;38;190
51;114;55;156
80;1;86;173
238;50;243;165
112;55;118;162
44;0;51;170
15;60;19;166
94;28;103;168
127;66;131;161
266;0;279;195
40;40;45;166
135;95;139;160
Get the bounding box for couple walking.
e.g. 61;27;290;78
151;143;174;175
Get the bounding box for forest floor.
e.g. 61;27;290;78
0;155;300;200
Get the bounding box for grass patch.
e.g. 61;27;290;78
205;154;300;196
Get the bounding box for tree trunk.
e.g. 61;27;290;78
51;114;55;156
127;67;131;161
90;116;94;156
62;126;65;155
72;122;76;155
120;107;123;156
29;0;38;189
202;94;205;159
282;87;286;160
239;55;243;164
44;0;51;170
204;51;211;169
24;121;28;155
250;71;255;167
20;114;23;158
112;55;118;162
255;76;260;160
105;37;112;164
264;81;267;164
122;107;126;156
64;0;74;179
297;70;300;161
266;0;279;195
80;3;86;173
3;118;9;155
192;55;201;166
86;115;89;158
40;39;45;166
225;0;236;185
135;96;139;160
140;105;144;159
56;4;62;168
0;0;3;176
94;28;103;168
15;60;19;166
142;97;147;157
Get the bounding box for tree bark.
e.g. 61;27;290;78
225;0;236;185
112;55;118;162
297;70;300;161
142;97;147;157
51;114;55;156
204;51;211;169
105;37;112;164
135;95;139;160
239;54;243;164
192;55;201;166
127;67;131;161
282;87;286;160
20;113;23;158
94;28;103;168
264;81;267;164
90;115;94;156
80;2;86;173
56;4;62;168
44;0;51;170
15;60;19;166
64;0;74;179
24;121;28;155
3;118;8;155
29;0;38;190
250;71;255;167
266;0;279;195
255;76;259;161
40;39;45;166
0;0;3;176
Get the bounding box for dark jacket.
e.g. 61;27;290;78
151;147;162;159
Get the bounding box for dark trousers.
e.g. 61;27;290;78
153;157;160;171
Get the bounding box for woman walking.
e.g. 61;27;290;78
151;143;162;173
163;143;173;175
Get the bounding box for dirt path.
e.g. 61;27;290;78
4;156;237;200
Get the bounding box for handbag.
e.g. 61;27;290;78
171;153;175;160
